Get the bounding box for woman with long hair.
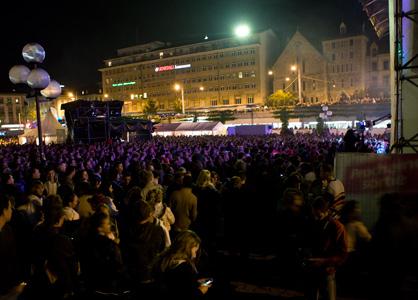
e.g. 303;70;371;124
155;230;211;299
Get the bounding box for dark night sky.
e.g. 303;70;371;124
0;0;379;93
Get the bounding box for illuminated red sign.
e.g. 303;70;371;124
155;64;191;72
155;65;175;72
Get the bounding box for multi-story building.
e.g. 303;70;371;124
272;22;390;104
0;93;26;124
99;30;280;114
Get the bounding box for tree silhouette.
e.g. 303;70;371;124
273;108;291;133
143;99;158;118
266;89;296;108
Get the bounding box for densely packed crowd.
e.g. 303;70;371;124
0;132;414;300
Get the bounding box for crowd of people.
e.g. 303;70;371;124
0;132;416;300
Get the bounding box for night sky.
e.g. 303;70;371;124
0;0;377;93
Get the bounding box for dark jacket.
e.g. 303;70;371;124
123;222;165;283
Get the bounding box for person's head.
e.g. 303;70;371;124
311;195;329;221
182;175;194;189
158;230;201;272
319;163;334;181
46;169;56;182
196;169;212;188
146;187;164;206
58;162;67;173
115;162;124;173
65;166;76;179
62;191;79;209
80;170;89;182
176;167;187;176
43;196;65;228
2;173;14;185
89;211;112;236
230;176;242;189
211;171;220;184
0;195;14;224
340;200;360;224
31;167;41;179
282;188;304;215
173;230;201;259
132;200;154;223
31;181;45;197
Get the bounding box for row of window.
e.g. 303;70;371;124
210;97;254;106
330;64;354;73
331;51;355;61
142;84;258;98
371;60;390;71
105;61;257;85
105;48;257;73
330;39;355;49
0;97;21;105
106;71;257;91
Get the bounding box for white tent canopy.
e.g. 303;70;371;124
154;121;226;136
20;109;66;144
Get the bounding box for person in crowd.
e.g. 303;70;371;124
61;166;76;191
80;211;127;297
154;230;212;299
340;200;371;254
193;169;220;255
44;168;58;196
30;195;78;300
62;190;80;222
169;175;198;235
303;195;348;300
0;195;26;300
122;200;165;296
146;187;175;247
77;182;94;218
319;163;346;218
276;188;309;280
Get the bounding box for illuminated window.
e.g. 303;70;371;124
247;96;254;104
238;72;243;78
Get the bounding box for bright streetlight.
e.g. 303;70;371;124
104;93;109;99
199;86;204;91
174;83;185;114
234;24;250;38
285;77;290;82
268;70;273;76
290;65;302;103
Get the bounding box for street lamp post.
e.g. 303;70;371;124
174;84;185;114
291;65;303;104
9;43;61;159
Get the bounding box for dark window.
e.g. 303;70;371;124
235;97;241;104
350;39;354;46
372;62;378;71
383;60;389;70
223;99;229;105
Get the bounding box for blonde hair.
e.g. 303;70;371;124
146;187;164;205
157;230;201;273
196;169;212;188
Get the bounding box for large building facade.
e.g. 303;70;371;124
100;30;279;114
272;23;390;104
0;93;26;124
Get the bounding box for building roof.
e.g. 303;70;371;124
155;121;223;132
